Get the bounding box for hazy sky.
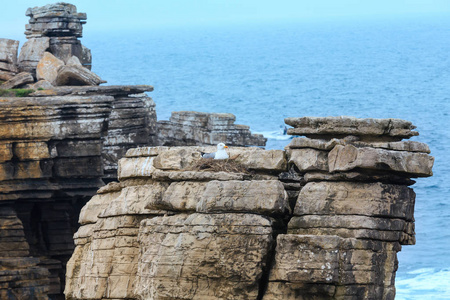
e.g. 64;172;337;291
1;0;450;39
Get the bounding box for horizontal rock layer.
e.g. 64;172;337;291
285;116;419;141
157;111;266;147
66;123;433;300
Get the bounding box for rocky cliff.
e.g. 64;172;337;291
65;116;433;300
0;3;266;299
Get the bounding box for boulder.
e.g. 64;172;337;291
17;37;50;74
55;65;106;86
1;72;34;89
36;51;64;84
0;38;19;73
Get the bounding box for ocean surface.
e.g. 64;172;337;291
82;15;449;299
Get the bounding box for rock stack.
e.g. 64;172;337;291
157;111;267;147
0;2;103;90
266;116;434;299
64;116;434;300
66;146;287;299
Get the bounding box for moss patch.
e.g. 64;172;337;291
0;89;35;97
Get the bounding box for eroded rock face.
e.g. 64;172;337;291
157;111;266;147
66;146;288;300
0;85;156;299
0;39;19;80
65;116;433;300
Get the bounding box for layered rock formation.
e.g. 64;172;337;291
65;116;433;300
157;111;266;147
0;4;267;299
1;2;102;90
0;84;156;299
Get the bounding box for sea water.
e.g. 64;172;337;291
83;15;450;299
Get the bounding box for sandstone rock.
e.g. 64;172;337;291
328;144;434;177
158;181;208;211
30;84;154;97
303;171;416;185
288;215;411;243
286;136;430;153
287;148;329;172
295;182;415;220
36;51;64;84
0;70;15;81
26;79;54;90
55;65;106;86
81;44;92;69
66;55;82;66
100;182;170;217
265;235;399;300
197;180;289;215
135;213;273;300
0;38;19;73
157;111;266;147
18;37;50;74
0;72;34;89
285;116;419;141
0;207;50;299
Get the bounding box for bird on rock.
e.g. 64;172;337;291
200;143;229;159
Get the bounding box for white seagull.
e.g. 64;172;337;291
200;143;229;159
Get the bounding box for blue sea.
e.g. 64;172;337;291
83;15;450;299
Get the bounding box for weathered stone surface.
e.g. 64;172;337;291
265;235;399;300
55;64;106;86
36;51;64;84
328;144;434;177
135;213;273;300
197;180;289;214
0;38;19;74
0;70;15;81
0;72;34;89
287;148;329;172
288;215;413;244
158;181;207;211
30;84;154;96
0;206;50;299
285;116;419;140
157;111;266;147
18;37;50;74
25;3;85;38
295;181;415;220
287;136;430;153
26;79;54;90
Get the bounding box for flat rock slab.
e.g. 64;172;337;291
30;84;154;96
55;65;106;86
295;181;415;220
285;116;418;140
1;72;34;89
328;144;434;177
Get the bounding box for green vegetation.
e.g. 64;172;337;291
0;88;35;97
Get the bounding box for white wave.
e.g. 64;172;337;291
396;268;450;299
